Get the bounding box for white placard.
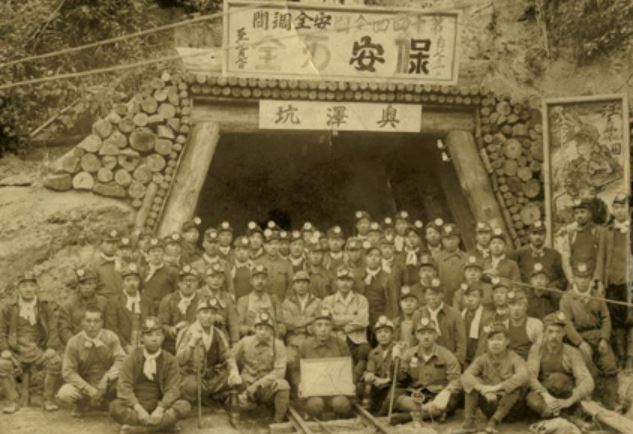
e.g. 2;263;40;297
259;100;421;132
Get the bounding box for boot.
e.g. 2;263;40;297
228;390;240;426
273;390;290;423
1;376;19;414
361;383;372;410
485;418;500;434
453;392;479;434
43;371;60;411
600;375;620;410
410;410;423;428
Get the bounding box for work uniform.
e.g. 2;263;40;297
477;316;542;360
58;293;108;345
322;289;370;382
462;304;495;365
323;251;346;274
140;263;179;317
57;329;126;409
306;264;334;299
355;267;399;326
109;344;190;431
94;254;124;299
0;295;62;410
511;245;566;287
191;254;232;293
230;259;254;300
462;338;529;426
232;330;290;422
198;286;240;345
105;292;149;351
436;249;468;306
363;340;398;414
565;216;605;283
236;291;283;337
411;303;467;365
258;255;292;301
526;338;594;416
483;255;521;283
157;290;201;354
282;292;322;369
177;318;235;404
559;285;618;409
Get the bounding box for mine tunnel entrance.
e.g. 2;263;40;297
194;131;476;248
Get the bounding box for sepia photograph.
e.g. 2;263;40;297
0;1;631;434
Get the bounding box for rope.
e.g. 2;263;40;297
0;6;464;91
503;277;633;308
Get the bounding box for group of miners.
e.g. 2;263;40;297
0;193;630;434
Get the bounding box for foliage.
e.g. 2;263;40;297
166;0;222;13
0;0;181;157
544;0;633;63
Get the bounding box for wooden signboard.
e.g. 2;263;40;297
223;0;460;84
542;94;630;270
299;357;355;398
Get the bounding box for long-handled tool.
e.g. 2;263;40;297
387;356;400;423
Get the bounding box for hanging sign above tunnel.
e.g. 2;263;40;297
259;100;422;132
223;0;460;85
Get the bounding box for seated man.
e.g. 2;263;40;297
176;297;241;405
396;317;461;424
411;278;467;366
457;322;529;434
232;312;290;423
57;307;126;417
109;317;191;434
526;312;594;418
297;308;354;420
362;316;400;415
158;264;202;354
0;272;62;413
282;270;322;390
322;267;370;383
105;264;148;354
58;268;108;346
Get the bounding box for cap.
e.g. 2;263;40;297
529;262;547;278
476;222;492;233
363;240;380;253
543;311;567;328
464;255;483;269
395;211;409;222
400;286;418;300
301;222;315;233
121;263;141;278
263;228;280;241
306;242;324;253
572;262;592;278
327;226;344;239
76;268;97;282
336;267;354;279
613;193;628;205
483;322;509;338
253;312;274;328
418;254;437;269
182;216;202;231
204;229;219;242
234;236;250;248
246;221;263;236
104;228;121;241
141;317;162;334
251;264;268;277
314;308;333;322
416;317;438;333
368;222;382;233
346;238;362;251
426;278;442;292
441;223;460;238
405;219;424;236
355;210;371;221
572;198;592;211
17;271;37;285
507;289;527;304
179;264;198;278
460;282;482;296
374;315;395;331
292;271;311;282
165;233;182;245
197;297;221;312
147;238;164;251
205;263;225;277
490;228;506;242
379;235;394;247
119;237;132;248
530;221;546;233
425;218;444;233
383;217;393;229
217;221;233;233
279;231;289;241
491;277;509;290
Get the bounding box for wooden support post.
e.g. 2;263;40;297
445;130;512;245
157;121;220;237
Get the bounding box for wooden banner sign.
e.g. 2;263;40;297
259;100;422;132
223;0;460;84
299;357;356;398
